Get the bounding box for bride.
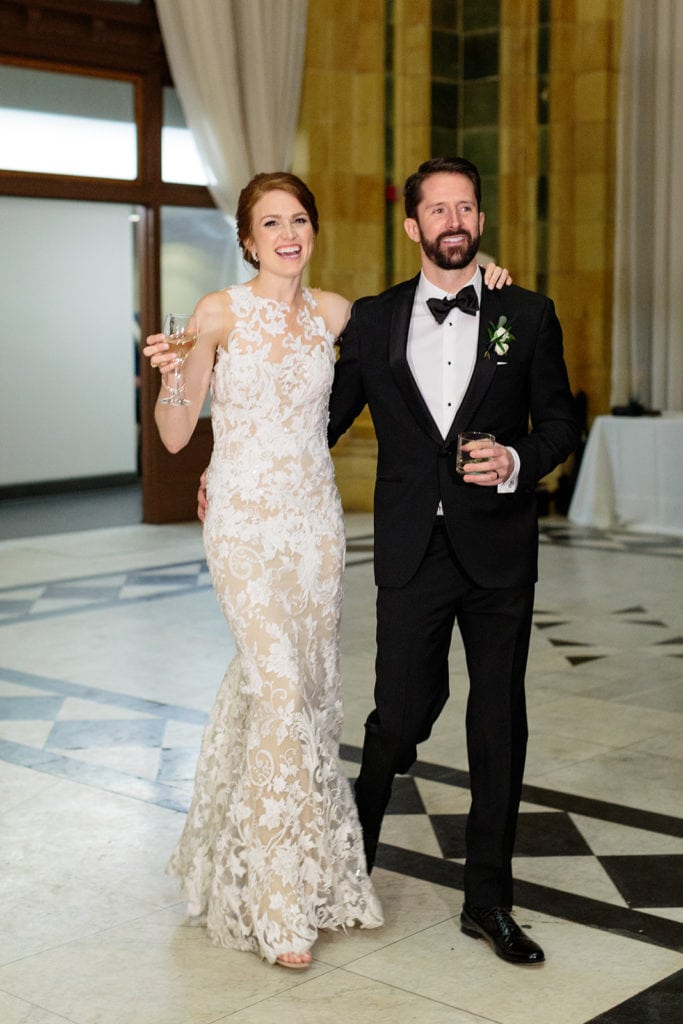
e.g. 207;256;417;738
143;172;383;969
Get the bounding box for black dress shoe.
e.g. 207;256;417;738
461;905;545;965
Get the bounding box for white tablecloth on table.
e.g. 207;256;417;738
567;413;683;535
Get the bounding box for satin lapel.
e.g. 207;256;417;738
388;276;444;444
445;272;499;445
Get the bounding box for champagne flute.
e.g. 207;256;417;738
159;313;198;406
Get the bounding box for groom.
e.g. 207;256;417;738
327;157;579;965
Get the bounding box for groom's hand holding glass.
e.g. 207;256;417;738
457;432;514;486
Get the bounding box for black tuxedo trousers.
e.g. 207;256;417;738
354;520;534;907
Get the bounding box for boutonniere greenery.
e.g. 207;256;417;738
485;315;515;359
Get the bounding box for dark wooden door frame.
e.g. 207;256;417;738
0;0;215;522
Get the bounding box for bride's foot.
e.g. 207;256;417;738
275;951;312;970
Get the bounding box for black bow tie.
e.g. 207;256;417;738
426;285;479;323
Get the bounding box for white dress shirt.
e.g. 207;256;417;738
406;270;520;502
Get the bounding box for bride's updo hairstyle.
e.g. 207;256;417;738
236;172;320;268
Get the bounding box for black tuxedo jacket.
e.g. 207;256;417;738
328;269;579;589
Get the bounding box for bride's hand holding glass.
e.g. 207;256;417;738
143;313;198;406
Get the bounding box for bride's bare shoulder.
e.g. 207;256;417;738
195;287;237;342
309;288;352;339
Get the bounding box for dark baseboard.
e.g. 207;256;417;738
0;473;139;501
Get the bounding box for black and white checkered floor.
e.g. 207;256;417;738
0;510;681;1024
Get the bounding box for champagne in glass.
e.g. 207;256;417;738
159;313;198;406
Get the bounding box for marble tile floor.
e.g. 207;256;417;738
0;512;681;1024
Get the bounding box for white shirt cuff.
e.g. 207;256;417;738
497;446;520;492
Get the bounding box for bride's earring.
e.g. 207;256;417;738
252;251;259;264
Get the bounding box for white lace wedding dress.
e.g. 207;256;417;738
166;284;382;962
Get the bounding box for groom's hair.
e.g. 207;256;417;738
403;157;482;219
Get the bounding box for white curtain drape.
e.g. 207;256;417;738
155;0;308;214
611;0;683;411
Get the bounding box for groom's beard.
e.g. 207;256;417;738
419;225;481;271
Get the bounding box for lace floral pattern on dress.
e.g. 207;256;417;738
166;285;382;961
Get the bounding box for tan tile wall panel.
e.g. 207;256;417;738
498;0;539;287
296;0;388;509
547;2;622;420
391;0;431;285
298;1;385;301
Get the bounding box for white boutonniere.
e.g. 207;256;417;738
485;315;515;359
